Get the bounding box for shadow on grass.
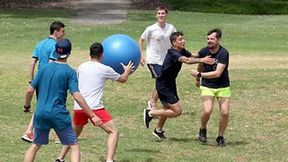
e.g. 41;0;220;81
168;137;249;147
126;148;161;153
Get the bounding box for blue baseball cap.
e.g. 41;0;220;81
55;39;72;59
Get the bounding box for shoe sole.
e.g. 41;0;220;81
152;132;167;140
143;109;148;128
21;137;33;143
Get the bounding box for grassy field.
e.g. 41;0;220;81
0;8;288;162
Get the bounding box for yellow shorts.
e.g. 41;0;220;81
200;86;231;97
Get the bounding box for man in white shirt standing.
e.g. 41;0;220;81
139;6;176;111
56;43;133;162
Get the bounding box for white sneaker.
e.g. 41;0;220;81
21;133;33;143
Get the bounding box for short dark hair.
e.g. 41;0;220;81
90;42;103;59
207;28;222;39
170;31;183;44
156;6;168;14
50;21;65;34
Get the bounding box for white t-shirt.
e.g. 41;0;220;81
74;61;120;110
141;23;176;65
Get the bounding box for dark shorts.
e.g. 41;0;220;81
33;124;77;145
147;64;162;78
156;80;179;104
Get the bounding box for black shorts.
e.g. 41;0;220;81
156;80;179;104
147;64;162;78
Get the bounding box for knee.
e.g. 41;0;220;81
174;108;182;117
202;109;212;116
220;110;229;118
31;144;41;151
108;128;119;137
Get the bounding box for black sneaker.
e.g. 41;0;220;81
55;159;65;162
198;128;207;143
153;129;167;140
143;109;152;128
216;136;225;147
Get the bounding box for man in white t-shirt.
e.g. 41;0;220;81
56;43;133;162
139;6;176;110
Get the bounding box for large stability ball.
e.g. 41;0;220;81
102;34;141;74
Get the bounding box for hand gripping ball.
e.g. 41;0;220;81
101;34;141;74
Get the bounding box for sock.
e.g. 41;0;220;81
106;160;113;162
148;111;152;117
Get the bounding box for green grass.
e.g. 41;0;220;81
0;9;288;162
161;0;288;15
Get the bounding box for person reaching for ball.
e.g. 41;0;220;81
56;42;133;162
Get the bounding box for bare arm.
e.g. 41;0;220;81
116;61;134;83
73;92;102;126
191;63;226;79
138;37;146;66
178;55;215;65
24;86;35;107
201;63;226;79
29;58;38;82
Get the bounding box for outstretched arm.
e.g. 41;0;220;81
178;55;215;65
116;61;134;83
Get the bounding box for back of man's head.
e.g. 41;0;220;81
90;43;103;59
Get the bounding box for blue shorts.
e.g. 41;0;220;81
147;64;162;78
33;124;77;145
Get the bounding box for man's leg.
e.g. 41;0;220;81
149;89;158;109
198;96;214;143
69;144;80;162
200;96;214;129
22;114;34;142
150;102;182;118
217;97;230;136
57;125;84;161
100;120;119;161
24;144;41;162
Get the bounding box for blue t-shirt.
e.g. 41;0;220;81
198;46;230;88
31;62;79;130
32;37;57;69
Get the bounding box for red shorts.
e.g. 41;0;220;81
73;108;112;126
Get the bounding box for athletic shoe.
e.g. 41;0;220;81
143;109;152;128
55;159;65;162
21;132;33;143
152;129;167;140
198;128;207;143
216;136;225;147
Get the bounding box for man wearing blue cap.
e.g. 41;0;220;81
23;39;102;162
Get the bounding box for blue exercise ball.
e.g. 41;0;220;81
102;34;141;74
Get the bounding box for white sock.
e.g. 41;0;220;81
106;160;113;162
148;111;152;117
